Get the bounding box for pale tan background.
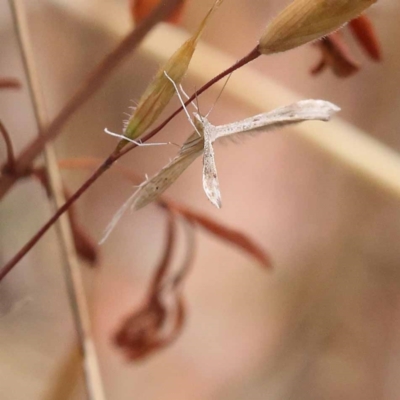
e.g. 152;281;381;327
1;1;400;400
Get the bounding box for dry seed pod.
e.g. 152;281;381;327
259;0;377;55
118;0;224;150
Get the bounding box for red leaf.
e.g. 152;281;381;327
164;201;272;269
312;33;360;78
349;15;382;61
130;0;186;25
311;14;381;78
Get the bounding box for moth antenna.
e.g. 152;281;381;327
206;72;232;118
163;71;202;136
179;83;198;110
104;128;171;147
193;89;201;116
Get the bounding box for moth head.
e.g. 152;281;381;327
193;112;203;123
193;112;207;133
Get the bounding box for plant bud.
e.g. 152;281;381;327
259;0;377;55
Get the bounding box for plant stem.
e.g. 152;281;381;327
0;45;261;282
119;46;261;157
0;120;16;173
0;0;185;200
0;154;114;282
8;1;108;399
0;77;21;89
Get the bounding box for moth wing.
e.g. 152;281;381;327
214;100;340;141
100;133;203;244
133;133;203;210
202;127;222;208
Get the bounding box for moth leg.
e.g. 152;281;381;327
206;72;232;118
163;71;202;137
179;83;198;111
104;128;173;147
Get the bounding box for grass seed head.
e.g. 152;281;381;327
118;0;224;150
259;0;377;55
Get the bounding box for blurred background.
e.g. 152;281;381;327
1;0;400;399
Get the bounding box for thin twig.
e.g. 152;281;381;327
8;1;106;399
119;46;260;157
32;166;98;264
163;200;272;269
0;120;16;173
0;0;185;199
0;77;21;89
63;186;98;264
163;214;197;291
0;44;261;280
150;210;177;289
0;154;114;282
59;157;268;272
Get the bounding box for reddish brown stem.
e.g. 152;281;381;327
0;154;115;282
0;0;184;200
0;46;261;282
0;78;21;89
64;187;98;264
0;120;16;173
119;46;261;157
163;213;196;290
31;166;98;263
150;210;177;289
164;200;271;269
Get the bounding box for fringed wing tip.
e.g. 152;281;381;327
212;196;222;209
203;185;222;209
98;189;140;244
308;99;341;120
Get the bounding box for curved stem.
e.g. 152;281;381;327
0;47;261;282
0;120;16;173
0;0;185;200
119;45;261;157
0;154;115;282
